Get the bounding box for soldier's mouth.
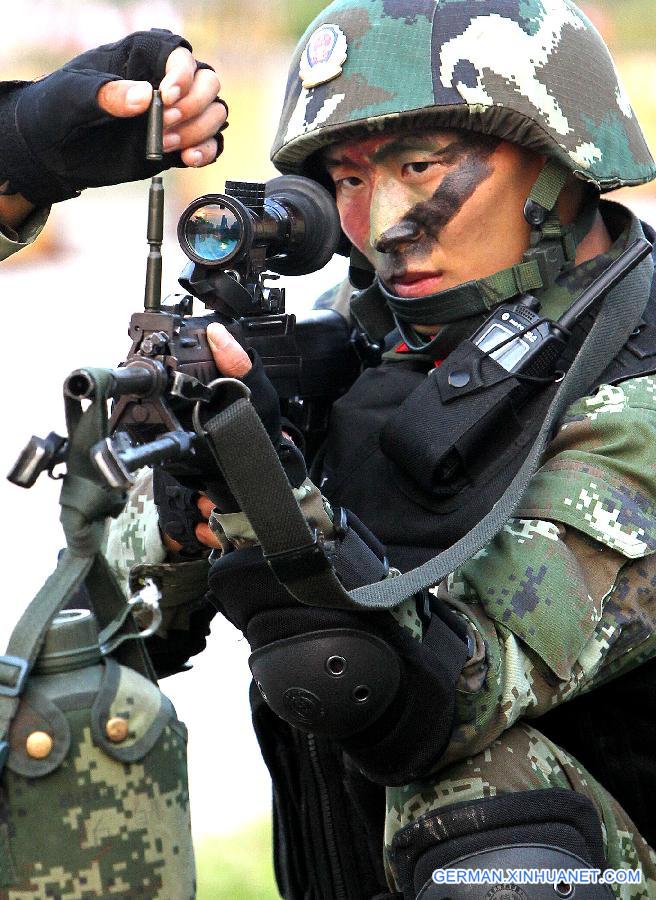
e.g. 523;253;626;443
386;272;444;297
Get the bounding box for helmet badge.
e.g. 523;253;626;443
300;24;348;89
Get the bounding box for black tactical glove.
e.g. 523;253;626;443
0;29;217;205
208;520;470;786
153;467;208;558
200;349;307;509
145;598;216;678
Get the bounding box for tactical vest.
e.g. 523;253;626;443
256;226;656;900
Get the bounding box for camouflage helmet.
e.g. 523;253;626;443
272;0;655;192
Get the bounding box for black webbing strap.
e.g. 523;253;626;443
0;369;154;760
203;401;355;608
203;246;653;612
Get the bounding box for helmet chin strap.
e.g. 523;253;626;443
360;160;598;355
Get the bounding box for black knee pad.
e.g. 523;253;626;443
388;790;614;899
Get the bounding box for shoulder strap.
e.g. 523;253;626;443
202;243;653;611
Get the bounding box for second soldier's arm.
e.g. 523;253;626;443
0;29;225;245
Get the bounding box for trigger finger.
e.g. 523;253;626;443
197;495;216;519
195;522;222;549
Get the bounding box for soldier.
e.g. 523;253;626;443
0;29;225;261
107;2;656;898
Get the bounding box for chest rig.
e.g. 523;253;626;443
319;222;656;573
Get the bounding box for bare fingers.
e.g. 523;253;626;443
206;323;252;378
96;79;153;117
163;99;226;155
180;138;219;168
163;66;221;127
195;494;221;549
159;46;198;106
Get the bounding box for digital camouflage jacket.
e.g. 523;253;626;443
103;202;656;893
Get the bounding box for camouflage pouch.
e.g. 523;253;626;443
0;368;195;898
0;611;194;899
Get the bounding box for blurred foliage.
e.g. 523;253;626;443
196;818;280;899
582;0;656;52
277;0;335;40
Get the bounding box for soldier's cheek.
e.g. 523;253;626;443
337;197;371;256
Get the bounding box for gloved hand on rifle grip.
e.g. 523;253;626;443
200;323;307;508
153;468;213;558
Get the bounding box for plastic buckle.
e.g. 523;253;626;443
265;532;332;582
524;240;567;288
0;655;29;698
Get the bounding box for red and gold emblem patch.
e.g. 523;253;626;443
300;24;348;89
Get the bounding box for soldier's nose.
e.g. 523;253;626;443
374;220;422;254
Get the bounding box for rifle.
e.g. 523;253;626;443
9;93;364;496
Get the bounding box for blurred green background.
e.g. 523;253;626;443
1;1;654;897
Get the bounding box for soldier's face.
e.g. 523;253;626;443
323;129;545;307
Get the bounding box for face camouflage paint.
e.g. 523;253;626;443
379;134;499;242
326;129;546;302
373;134;501;280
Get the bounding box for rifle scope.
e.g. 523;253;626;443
177;175;342;276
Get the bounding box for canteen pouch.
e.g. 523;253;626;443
0;367;195;898
0;654;194;898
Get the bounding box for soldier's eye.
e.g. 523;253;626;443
404;161;435;175
335;176;363;189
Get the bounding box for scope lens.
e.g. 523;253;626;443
184;203;242;263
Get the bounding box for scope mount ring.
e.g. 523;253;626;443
192;377;252;438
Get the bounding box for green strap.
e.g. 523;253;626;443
0;369;154;752
479;260;545;307
528;159;570;212
380;259;544;325
203;402;356;610
0;552;94;743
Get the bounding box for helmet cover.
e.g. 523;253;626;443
272;0;655;191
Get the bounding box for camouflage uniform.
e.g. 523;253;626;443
107;212;656;898
107;1;656;896
385;368;656;895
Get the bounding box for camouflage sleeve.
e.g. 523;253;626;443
0;206;49;260
102;467;211;646
435;374;656;768
102;467;167;593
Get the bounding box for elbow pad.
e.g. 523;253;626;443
209;522;470;784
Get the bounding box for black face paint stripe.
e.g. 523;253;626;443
374;134;500;259
407;149;495;238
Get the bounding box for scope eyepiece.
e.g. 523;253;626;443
177;175;342;277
